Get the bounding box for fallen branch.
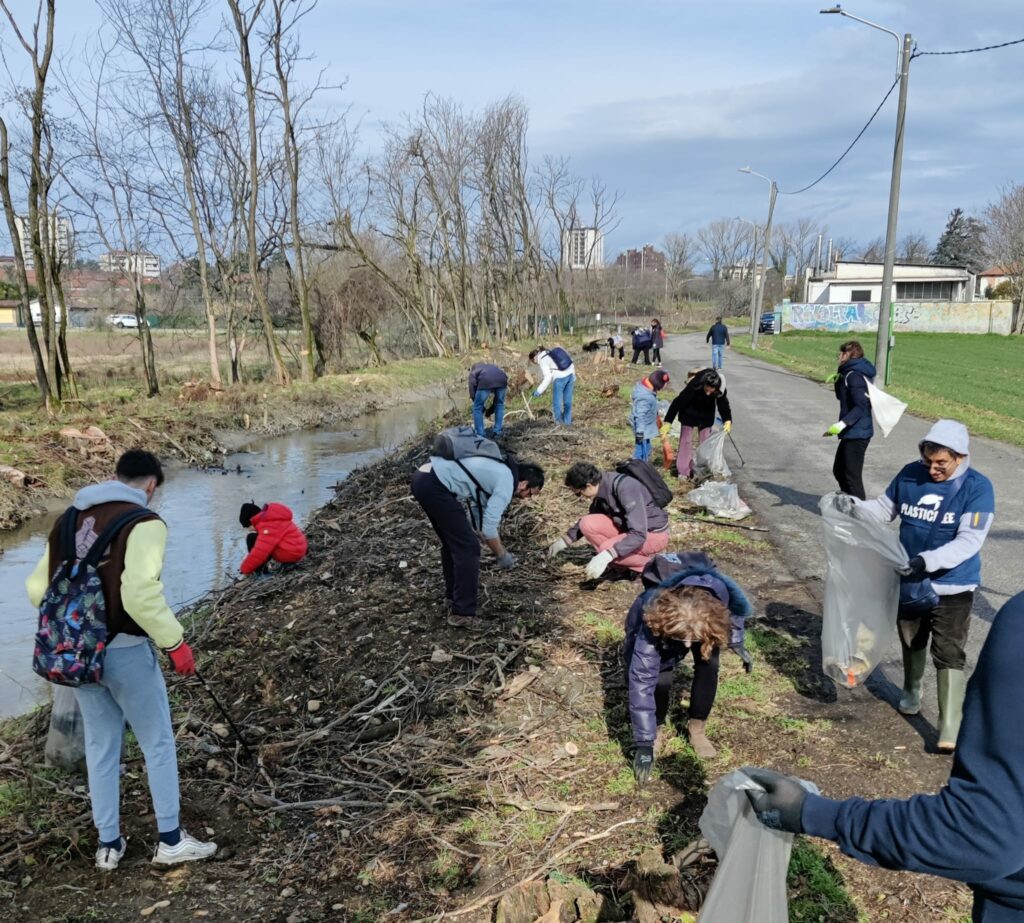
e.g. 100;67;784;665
499;798;619;814
677;512;769;533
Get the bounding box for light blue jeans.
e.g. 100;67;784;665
633;438;652;461
74;642;180;842
551;374;575;425
711;344;725;369
472;387;506;437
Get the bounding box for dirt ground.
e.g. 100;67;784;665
0;366;973;922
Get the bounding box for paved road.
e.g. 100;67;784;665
660;333;1023;719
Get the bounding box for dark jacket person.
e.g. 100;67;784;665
825;340;876;500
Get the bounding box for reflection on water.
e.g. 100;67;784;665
0;395;451;717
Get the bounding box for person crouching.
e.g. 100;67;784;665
239;502;308;576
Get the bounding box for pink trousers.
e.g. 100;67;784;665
578;513;670;572
676;426;711;478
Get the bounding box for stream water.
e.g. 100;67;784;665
0;394;452;718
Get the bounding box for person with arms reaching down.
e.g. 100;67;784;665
630;326;653;365
26;450;217;871
824;339;876;500
661;368;732;479
529;346;576;425
239;501;308;575
468;362;509;439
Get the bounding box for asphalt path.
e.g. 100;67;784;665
659;332;1022;722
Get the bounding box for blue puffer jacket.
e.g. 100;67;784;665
625;561;753;745
835;357;876;440
630;381;661;440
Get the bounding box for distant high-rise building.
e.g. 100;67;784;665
99;250;161;279
562;227;603;270
13;213;73;269
615;244;666;275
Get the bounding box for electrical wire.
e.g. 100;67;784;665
914;36;1024;57
779;75;899;195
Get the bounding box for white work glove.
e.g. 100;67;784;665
497;551;518;570
585;550;615;581
547;537;569;559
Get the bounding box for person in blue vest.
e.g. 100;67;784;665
630;369;670;461
824;340;876;500
529;346;576;425
742;590;1024;923
841;419;995;751
630;326;652;365
468;362;508;439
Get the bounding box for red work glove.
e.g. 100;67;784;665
165;640;196;676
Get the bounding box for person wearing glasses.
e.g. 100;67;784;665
823;339;876;500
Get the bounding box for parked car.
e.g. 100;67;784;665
107;313;139;329
758;312;780;335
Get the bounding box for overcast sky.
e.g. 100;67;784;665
3;0;1023;260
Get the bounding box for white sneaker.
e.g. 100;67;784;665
95;837;127;871
151;829;218;865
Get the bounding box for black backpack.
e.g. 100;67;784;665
613;459;673;509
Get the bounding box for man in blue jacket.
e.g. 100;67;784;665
706;317;730;369
468;362;509;439
743;590;1024;923
824;340;876;500
630;369;670;461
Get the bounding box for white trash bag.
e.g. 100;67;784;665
699;770;818;923
820;492;908;688
866;381;907;438
693;430;731;480
657;400;681;439
687;482;752;521
45;685;87;770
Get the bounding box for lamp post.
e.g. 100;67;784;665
739;167;777;349
736;216;759;332
821;4;911;385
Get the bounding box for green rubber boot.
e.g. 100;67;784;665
897;645;928;715
936;668;967;753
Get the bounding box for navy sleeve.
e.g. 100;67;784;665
706;326;713;343
840;372;870;429
803;592;1024;883
628;623;664;746
468;366;479;398
724;326;730;346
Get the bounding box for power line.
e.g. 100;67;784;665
780;76;899;196
914;36;1024;57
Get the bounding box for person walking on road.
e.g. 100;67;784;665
26;450;217;871
706;316;730;369
411;450;545;631
661;369;732;479
468;362;508;439
529;346;576;425
824;340;876;500
627;552;753;774
742;589;1024;923
650;318;665;366
630;326;653;365
547;461;670;580
631;370;671;462
842;419;994;752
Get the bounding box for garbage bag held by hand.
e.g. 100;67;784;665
693;430;731;480
820;492;908;688
866;381;907;438
698;770;817;923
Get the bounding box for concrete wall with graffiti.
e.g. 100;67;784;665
781;300;1014;335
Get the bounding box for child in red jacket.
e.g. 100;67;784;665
239;502;308;575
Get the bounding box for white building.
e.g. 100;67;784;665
805;260;974;305
562;227;603;271
99;250;161;279
13;213;73;269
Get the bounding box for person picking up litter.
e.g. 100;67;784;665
468;361;508;439
239;501;309;576
626;552;753;775
529;345;576;425
631;369;671;462
661;368;732;479
26;450;217;871
547;461;670;581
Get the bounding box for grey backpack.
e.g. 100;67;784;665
430;426;505;463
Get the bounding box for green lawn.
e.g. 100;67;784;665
732;331;1024;446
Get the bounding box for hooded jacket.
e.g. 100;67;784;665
240;502;309;574
631;327;653;350
565;471;668;559
624;557;752;745
664;370;732;430
855;419;994;593
835;356;876;440
630;379;662;440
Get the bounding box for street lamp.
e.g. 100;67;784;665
735;216;759;333
739;166;777;349
821;4;912;385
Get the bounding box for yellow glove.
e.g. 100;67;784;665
659;423;672;437
723;420;732;434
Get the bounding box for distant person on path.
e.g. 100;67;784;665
239;502;308;575
662;369;732;479
411;450;545;631
706;316;730;369
631;369;671;462
468;362;508;439
608;333;625;360
742;590;1024;923
842;419;994;752
650;318;665;365
627;552;753;774
631;326;653;365
529;346;576;425
547;461;670;580
824;339;876;500
26;450;217;871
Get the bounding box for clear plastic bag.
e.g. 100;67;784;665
693;430;731;480
45;686;87;770
866;381;908;438
686;482;752;521
820;492;909;688
657;400;681;439
699;770;817;922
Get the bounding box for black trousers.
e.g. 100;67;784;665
631;348;651;365
608;345;624;359
899;591;974;670
652;347;662;363
411;469;480;617
654;643;720;724
833;438;870;500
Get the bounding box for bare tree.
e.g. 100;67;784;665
697;219;748;280
662;231;696;298
984;183;1024;331
898;231;930;263
859;236;885;262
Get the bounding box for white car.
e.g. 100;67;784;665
107;313;139;329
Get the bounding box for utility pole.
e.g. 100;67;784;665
750;181;777;349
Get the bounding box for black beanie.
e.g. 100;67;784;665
240;502;261;528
